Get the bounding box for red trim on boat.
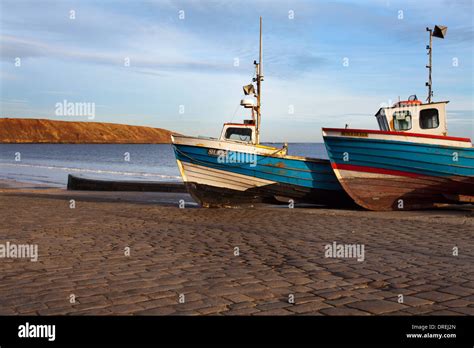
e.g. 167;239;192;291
223;123;255;127
322;128;471;143
332;163;423;178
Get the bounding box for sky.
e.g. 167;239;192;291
0;0;473;141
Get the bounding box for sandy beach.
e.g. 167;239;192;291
0;179;473;315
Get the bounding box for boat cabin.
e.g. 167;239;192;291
375;95;449;136
219;120;257;144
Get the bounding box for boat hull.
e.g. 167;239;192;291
172;135;354;208
323;128;474;211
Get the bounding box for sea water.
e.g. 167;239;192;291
0;143;328;187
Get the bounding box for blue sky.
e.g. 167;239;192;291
1;0;472;141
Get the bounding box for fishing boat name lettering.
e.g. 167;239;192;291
341;132;368;137
207;149;227;157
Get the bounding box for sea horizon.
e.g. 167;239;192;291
0;143;328;187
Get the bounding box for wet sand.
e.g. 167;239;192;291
0;179;473;315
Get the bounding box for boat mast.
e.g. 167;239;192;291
425;25;447;103
426;27;433;103
256;16;263;144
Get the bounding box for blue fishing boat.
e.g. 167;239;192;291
323;121;473;211
171;18;353;207
171;134;352;207
323;25;473;211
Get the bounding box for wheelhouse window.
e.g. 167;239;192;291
225;127;253;142
420;108;439;129
392;110;412;131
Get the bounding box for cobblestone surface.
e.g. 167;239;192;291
0;194;473;315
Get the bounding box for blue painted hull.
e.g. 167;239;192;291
172;143;354;207
323;135;474;210
325;137;474;177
